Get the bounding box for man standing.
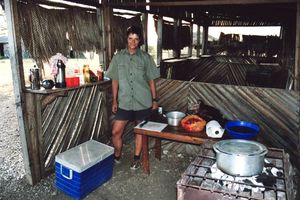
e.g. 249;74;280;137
105;26;160;169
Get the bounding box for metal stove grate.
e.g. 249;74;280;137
177;143;291;200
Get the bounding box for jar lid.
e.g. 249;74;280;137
213;139;268;156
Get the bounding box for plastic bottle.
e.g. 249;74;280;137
83;64;90;83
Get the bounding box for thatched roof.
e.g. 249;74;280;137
32;0;297;27
18;0;102;62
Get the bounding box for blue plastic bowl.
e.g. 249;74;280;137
225;120;260;140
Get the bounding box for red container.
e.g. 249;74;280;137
66;77;80;88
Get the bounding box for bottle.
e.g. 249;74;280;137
29;65;40;90
83;64;90;83
55;60;66;88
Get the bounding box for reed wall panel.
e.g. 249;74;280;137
156;78;299;167
161;56;285;88
121;79;190;146
23;78;299;180
24;83;113;173
155;78;189;112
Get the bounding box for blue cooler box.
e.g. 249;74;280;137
55;140;114;199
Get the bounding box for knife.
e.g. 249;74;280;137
139;119;149;127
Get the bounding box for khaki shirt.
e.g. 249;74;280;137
106;48;160;111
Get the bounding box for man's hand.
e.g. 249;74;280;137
112;101;118;114
152;101;158;110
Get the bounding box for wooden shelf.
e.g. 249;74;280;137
25;79;111;94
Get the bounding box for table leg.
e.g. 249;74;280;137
155;138;161;160
142;135;150;174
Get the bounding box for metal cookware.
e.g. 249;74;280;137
29;66;40;90
55;59;66;88
213;139;268;176
165;111;186;126
41;79;55;89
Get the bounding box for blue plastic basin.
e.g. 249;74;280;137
225;120;260;140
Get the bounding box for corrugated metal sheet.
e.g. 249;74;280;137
155;78;299;167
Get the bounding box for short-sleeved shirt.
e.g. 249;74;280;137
106;48;160;111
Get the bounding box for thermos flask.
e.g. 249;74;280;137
55;59;66;88
29;66;40;90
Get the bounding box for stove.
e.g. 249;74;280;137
177;142;294;200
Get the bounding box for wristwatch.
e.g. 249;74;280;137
152;98;158;102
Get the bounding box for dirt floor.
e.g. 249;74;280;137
0;59;195;200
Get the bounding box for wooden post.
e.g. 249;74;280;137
281;25;287;67
141;13;148;52
157;16;163;65
296;1;300;171
4;0;35;185
196;25;201;57
281;18;295;90
173;19;180;58
103;3;113;66
188;22;193;57
202;24;209;55
295;2;300;91
96;7;107;69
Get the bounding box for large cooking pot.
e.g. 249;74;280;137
165;111;186;126
213;139;268;176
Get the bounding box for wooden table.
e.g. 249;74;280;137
134;123;221;174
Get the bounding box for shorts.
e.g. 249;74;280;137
115;107;152;121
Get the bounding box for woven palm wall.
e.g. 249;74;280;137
154;78;299;167
121;78;189;144
24;78;299;181
24;83;113;178
161;56;286;88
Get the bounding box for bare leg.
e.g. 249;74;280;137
135;133;142;156
112;120;128;157
134;120;142;156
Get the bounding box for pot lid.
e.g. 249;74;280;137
213;139;268;156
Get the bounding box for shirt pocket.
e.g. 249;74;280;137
118;64;126;80
134;65;145;78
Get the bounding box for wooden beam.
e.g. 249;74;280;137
105;0;297;7
157;16;163;65
188;22;193;57
201;24;209;55
103;4;113;65
295;2;300;91
173;19;181;58
4;0;35;185
196;25;201;57
34;0;97;11
96;8;106;69
141;13;148;52
24;93;42;183
295;2;300;171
